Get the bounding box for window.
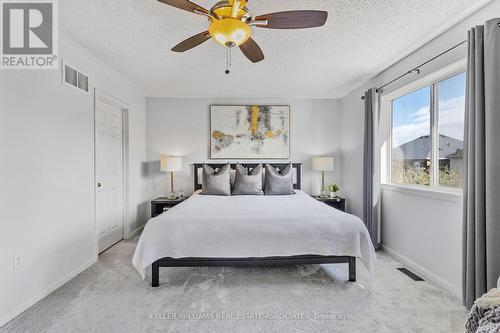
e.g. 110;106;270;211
392;86;431;186
390;72;466;189
437;73;466;188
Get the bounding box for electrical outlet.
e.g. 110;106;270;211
13;256;21;271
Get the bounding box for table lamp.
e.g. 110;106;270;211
312;156;334;197
160;156;182;199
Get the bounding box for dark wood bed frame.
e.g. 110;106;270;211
151;163;356;287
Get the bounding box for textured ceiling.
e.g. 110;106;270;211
60;0;489;98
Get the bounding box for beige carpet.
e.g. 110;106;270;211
1;239;466;332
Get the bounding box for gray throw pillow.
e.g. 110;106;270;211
233;164;264;195
230;169;236;189
264;164;295;195
202;163;231;196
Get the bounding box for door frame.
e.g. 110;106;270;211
93;88;129;255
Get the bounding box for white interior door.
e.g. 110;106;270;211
95;96;124;253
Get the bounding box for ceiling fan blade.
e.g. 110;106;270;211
158;0;209;14
255;10;328;29
239;38;264;63
171;31;211;52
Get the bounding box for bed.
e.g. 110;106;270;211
132;163;376;287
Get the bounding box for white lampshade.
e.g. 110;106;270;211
160;156;182;172
312;156;334;171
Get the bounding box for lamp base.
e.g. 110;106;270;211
168;172;177;199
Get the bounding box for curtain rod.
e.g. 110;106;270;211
360;39;467;100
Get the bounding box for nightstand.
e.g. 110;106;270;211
312;195;346;212
150;197;188;218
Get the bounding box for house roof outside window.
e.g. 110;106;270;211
392;134;463;160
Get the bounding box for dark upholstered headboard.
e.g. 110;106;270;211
193;163;302;191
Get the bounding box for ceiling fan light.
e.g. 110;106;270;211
209;18;251;47
213;33;228;46
232;29;246;43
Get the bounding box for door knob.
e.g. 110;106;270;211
97;182;102;188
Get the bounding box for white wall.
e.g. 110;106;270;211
145;98;341;201
0;34;148;326
381;188;463;294
338;1;500;296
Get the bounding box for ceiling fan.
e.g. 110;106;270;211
158;0;328;67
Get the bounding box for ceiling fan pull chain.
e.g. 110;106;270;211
225;47;231;75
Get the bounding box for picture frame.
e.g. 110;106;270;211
210;105;291;159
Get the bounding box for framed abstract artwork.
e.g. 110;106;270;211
210;105;290;159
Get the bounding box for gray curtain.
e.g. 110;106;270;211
463;18;500;309
363;88;381;249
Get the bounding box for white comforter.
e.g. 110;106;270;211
133;190;376;278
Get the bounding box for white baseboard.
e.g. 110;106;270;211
382;244;461;299
0;255;97;328
124;224;144;239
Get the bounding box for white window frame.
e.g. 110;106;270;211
381;60;466;195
